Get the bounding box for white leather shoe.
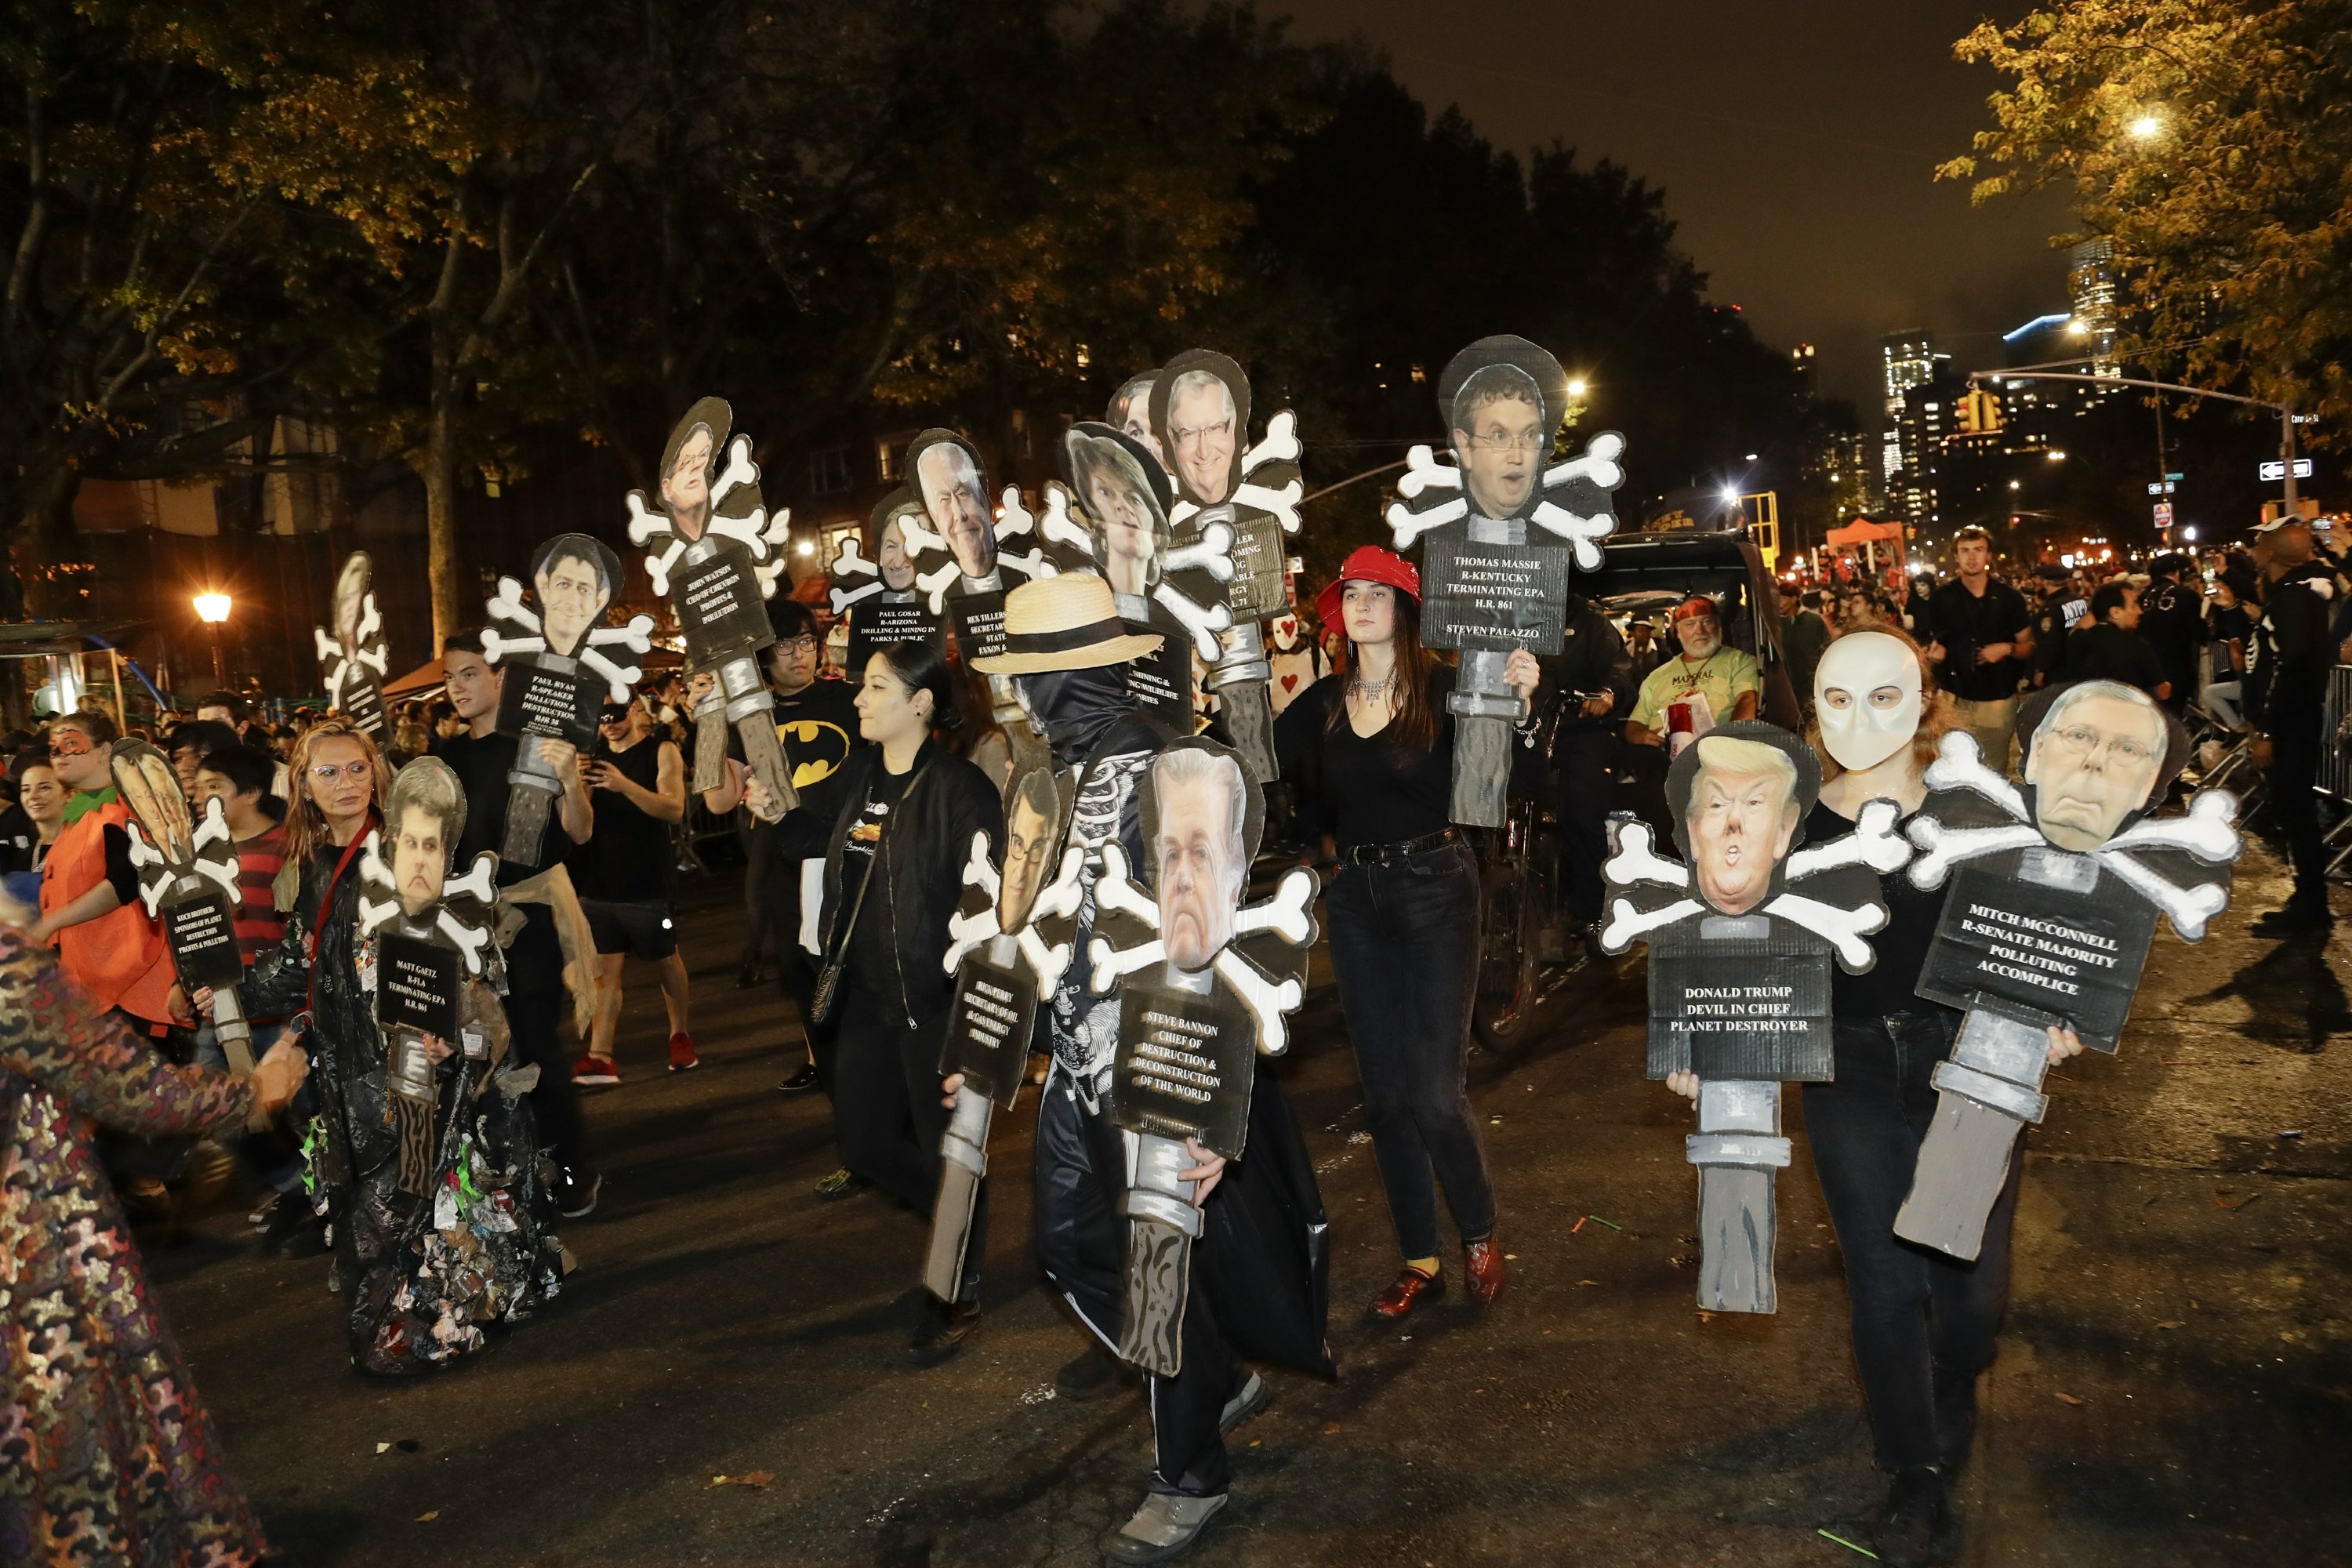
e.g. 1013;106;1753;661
1102;1490;1228;1563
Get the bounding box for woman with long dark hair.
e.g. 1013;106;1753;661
1284;546;1540;1320
818;641;1003;1364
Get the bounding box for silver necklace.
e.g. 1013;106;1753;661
1351;673;1392;702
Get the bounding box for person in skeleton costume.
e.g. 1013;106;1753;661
318;552;392;739
1784;627;2024;1565
307;757;563;1375
1283;548;1534;1319
967;572;1330;1566
1384;336;1627;826
1604;722;1899;1316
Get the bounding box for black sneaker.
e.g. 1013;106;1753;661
558;1170;604;1219
909;1296;981;1367
776;1063;821;1094
736;956;762;989
1871;1466;1947;1568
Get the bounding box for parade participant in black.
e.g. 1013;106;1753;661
1285;547;1534;1318
701;597;863;1107
2137;554;2205;713
1543;588;1635;944
1791;626;2026;1565
2201;568;2257;731
570;697;692;1085
2060;581;2169;699
970;572;1333;1566
1921;528;2033;772
815;641;1002;1363
434;632;603;1217
2245;517;2336;935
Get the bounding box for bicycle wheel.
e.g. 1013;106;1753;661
1473;856;1541;1052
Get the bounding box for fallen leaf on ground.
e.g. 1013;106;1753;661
2054;1392;2084;1406
2157;1320;2185;1330
1321;1421;1341;1435
376;1443;390;1455
416;1512;439;1523
1577;1279;1599;1287
706;1472;775;1490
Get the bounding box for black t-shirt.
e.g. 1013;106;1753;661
2137;579;2205;684
1293;665;1458;851
1809;800;1952;1021
433;729;568;886
842;766;914;981
571;735;676;904
0;804;36;876
2211;603;2254;672
1926;578;2033;702
729;677;865;866
2062;622;2169;696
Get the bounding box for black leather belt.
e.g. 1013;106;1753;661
1345;827;1462;866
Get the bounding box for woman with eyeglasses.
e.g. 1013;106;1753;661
196;720;390;1277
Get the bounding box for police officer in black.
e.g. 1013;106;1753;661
2245;518;2336;936
2137;553;2206;715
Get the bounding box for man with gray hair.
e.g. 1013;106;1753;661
2023;678;2167;853
917;440;996;580
1152;744;1248;972
1164;368;1237;506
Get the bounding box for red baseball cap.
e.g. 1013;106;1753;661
1316;546;1421;629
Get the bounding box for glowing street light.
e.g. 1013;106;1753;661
192;590;231;684
1566;377;1589;398
2128;112;2165;141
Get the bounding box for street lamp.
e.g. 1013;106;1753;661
2128;112;2164;141
1566;377;1589;398
193;590;231;686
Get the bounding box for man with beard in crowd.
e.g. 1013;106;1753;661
1626;597;1762;748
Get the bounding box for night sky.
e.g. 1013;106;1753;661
1272;0;2075;412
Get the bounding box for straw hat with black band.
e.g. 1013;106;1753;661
970;572;1164;675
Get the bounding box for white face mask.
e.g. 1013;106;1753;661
1815;632;1922;773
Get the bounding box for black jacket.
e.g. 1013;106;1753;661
1539;595;1637;733
2247;561;2337;728
818;740;1004;1033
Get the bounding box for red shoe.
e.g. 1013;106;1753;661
1367;1266;1445;1323
667;1033;700;1073
1465;1236;1505;1305
572;1054;619;1087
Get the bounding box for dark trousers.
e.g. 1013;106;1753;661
1802;1011;2020;1472
1324;840;1497;1260
508;909;592;1179
2270;706;2328;906
836;975;984;1300
1551;726;1616;928
741;822;778;968
1035;1074;1240;1497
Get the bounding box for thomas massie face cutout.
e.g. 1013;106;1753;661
1815;632;1922;773
1452;392;1543;519
392;804;449;919
1686;736;1800;916
1154;751;1244;972
2025;684;2165;852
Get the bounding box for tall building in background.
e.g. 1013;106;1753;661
1791;341;1817;397
1882;332;1944;517
2067;239;2120;376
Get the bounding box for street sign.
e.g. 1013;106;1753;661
2146;481;2176;496
2259;459;2315;481
2154;503;2173;528
2165;470;2185;481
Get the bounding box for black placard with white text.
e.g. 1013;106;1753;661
947;590;1010;667
1109;979;1255;1160
937;953;1040;1109
1419;532;1570;654
377;933;461;1041
847;595;945;675
1915;862;2155;1052
494;660;601;747
1123;613;1193;728
343;676;387;740
163;891;245;989
1645;927;1834;1082
672;542;774;664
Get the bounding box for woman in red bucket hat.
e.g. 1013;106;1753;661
1290;546;1539;1321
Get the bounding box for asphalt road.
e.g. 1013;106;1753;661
147;839;2352;1567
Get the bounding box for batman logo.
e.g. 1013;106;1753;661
778;719;853;789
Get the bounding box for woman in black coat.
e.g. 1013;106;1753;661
817;640;1004;1364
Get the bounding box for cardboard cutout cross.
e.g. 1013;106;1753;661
115;741;253;1070
316;552;391;739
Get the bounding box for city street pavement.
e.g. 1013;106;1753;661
149;840;2352;1567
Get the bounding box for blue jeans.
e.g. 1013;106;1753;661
1802;1010;2020;1471
196;1018;303;1193
1324;840;1496;1260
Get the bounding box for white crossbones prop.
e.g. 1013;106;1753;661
124;798;241;911
626;434;789;597
1597;811;1895;970
358;841;501;977
906;485;1057;613
1385;430;1628;567
1903;730;2241;941
1083;844;1316;1055
827;536;887;615
1168;410;1305;535
1049;474;1236;661
940;831;1086;993
481;575;656;702
314;593;390;702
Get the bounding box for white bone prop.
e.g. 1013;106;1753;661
996;485;1040;542
1905;817;2047;889
1386;492;1468;552
574;639;649;704
996;545;1054;584
896;512;949;558
1161;520;1237;581
1035;485;1097;557
1231;866;1317;946
1153;579;1233;662
1922;729;2027;818
942;838;1087;974
1393;445;1460;499
442;852;499;908
478;626;545;663
830;534;880;583
2101;788;2241;863
1243;409;1301;474
832;579;886;615
1528;498;1617;572
624;496;687;595
1088;931;1167;988
1762;891;1889;970
1210;946;1305;1056
1785;798;1911;880
1017;923;1076;999
358;894;401;935
2091;850;2230;941
1602;821;1693;891
707;435;761;519
437;909;494;975
190;857;241;902
1600;895;1706;952
485;578;541;635
1228;477;1303;535
1091;844;1160;928
1544;431;1627;493
915;560;964;614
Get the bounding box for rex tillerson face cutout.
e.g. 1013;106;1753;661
1815;632;1922;774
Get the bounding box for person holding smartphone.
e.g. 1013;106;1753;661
570;698;691;1085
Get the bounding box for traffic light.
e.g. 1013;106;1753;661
1957;388;2004;436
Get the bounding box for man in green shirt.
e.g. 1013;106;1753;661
1627;596;1762;748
